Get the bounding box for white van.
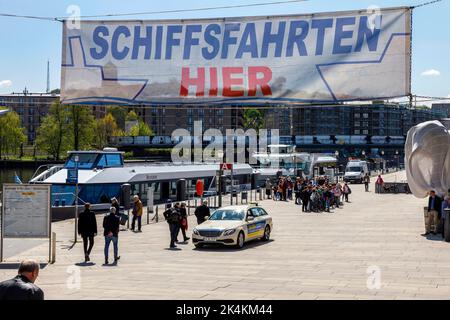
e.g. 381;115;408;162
344;160;369;184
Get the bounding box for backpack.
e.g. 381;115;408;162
348;187;352;194
167;208;181;223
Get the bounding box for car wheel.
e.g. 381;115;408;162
236;232;245;249
262;225;271;241
194;243;203;249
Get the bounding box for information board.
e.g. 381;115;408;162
2;184;51;238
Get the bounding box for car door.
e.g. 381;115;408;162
256;207;271;229
246;208;264;239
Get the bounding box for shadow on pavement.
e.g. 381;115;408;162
424;234;445;241
193;239;274;252
75;262;96;267
0;262;48;270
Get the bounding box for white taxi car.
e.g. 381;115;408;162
192;204;273;249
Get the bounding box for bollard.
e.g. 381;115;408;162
155;205;159;223
127;209;130;229
50;232;56;264
188;199;191;216
147;207;150;225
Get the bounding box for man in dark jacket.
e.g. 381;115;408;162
0;259;44;300
163;203;182;248
194;200;210;225
424;190;443;236
103;207;120;264
78;203;97;262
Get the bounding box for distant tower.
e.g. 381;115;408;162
46;60;50;93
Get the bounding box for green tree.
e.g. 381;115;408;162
68;105;96;151
0;111;27;158
126;110;139;121
94;113;119;149
107;105;127;130
35;101;70;160
243;108;265;130
129;121;154;136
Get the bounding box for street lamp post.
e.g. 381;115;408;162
335;151;339;182
395;150;399;170
74;155;79;243
381;150;385;174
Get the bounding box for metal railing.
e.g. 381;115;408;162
141;188;266;226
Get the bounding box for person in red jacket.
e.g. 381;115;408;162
375;175;384;194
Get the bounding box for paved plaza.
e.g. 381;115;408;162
1;171;450;300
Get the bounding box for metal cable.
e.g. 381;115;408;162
411;0;444;9
0;0;308;22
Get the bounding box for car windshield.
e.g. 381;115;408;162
209;209;245;221
346;166;362;173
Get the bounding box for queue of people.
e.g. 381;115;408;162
266;176;351;213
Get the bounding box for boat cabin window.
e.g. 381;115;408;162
65;153;98;169
65;153;123;169
96;154;123;168
106;154;123;167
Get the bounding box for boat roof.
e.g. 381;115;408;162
67;150;124;154
37;163;253;184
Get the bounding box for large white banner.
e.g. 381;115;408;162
61;7;411;105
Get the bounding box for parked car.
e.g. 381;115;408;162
192;204;273;249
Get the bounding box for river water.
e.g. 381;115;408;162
0;168;36;189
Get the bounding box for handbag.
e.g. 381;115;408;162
181;217;188;230
119;213;129;226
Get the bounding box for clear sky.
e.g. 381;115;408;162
0;0;448;100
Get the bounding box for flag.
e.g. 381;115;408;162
14;172;22;184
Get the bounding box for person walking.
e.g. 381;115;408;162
342;183;351;202
301;187;310;212
131;195;143;232
441;195;450;238
375;175;384;194
294;181;302;205
333;184;342;208
78;203;97;262
265;179;272;199
0;260;44;300
194;200;210;225
103;207;120;265
423;190;443;236
363;173;370;192
177;202;190;242
286;177;293;200
163;203;182;248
